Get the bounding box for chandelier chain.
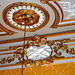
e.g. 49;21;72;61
21;21;26;75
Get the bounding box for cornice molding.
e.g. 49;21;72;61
0;30;75;45
0;56;75;68
40;1;75;28
0;33;8;36
0;30;75;69
40;0;62;4
0;42;75;54
54;2;64;22
0;23;17;35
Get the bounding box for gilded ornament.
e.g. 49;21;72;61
2;2;49;31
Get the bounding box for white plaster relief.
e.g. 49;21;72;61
59;1;75;19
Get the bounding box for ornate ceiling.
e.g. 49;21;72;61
0;0;75;40
0;0;75;73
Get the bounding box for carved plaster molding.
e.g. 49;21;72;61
40;1;75;28
0;35;75;67
0;23;16;36
2;2;49;32
58;1;75;20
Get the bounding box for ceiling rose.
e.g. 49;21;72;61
2;2;49;31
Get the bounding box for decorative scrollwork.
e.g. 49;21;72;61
0;35;75;67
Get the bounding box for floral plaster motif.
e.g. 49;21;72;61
58;1;75;19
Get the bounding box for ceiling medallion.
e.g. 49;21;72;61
2;2;49;31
